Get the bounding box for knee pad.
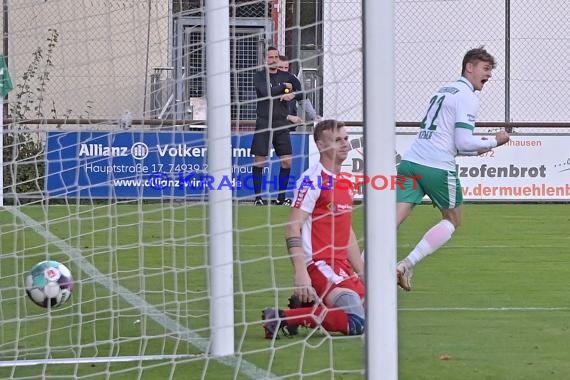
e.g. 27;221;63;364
347;313;365;336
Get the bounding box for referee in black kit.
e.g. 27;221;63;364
250;46;303;206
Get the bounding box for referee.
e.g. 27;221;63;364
251;46;303;206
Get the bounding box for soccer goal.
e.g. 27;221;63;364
0;1;397;379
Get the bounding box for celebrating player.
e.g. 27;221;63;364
261;119;365;339
396;47;510;291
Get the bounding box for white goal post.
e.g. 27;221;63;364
205;0;235;358
363;0;398;379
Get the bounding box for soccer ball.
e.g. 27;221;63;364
25;260;74;308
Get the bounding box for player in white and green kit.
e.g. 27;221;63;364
396;47;510;291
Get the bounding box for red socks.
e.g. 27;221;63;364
283;306;349;335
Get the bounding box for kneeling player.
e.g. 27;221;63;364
262;119;365;338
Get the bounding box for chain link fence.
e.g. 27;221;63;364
397;0;569;123
394;0;506;123
0;0;568;125
319;0;569;123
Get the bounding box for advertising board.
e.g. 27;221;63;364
46;131;309;199
340;127;570;201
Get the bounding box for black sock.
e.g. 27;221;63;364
278;167;291;201
253;166;263;197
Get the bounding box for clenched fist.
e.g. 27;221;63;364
495;130;510;146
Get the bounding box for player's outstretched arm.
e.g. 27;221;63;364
457;130;510;156
455;127;499;153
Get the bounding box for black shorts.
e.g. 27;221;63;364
250;120;292;157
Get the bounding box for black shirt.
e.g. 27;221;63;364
254;69;302;126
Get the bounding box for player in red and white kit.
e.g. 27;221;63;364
262;119;365;339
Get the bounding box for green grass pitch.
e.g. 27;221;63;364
0;203;569;379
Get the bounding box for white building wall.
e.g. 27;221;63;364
4;0;169;120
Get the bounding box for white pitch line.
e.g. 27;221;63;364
7;207;278;380
400;307;570;311
0;355;202;368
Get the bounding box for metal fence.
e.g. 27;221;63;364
320;0;569;123
1;0;568;125
397;0;570;123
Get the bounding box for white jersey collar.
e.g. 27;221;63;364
317;161;335;177
457;77;475;92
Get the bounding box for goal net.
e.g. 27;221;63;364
0;1;366;379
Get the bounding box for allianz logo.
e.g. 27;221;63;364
78;143;206;160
